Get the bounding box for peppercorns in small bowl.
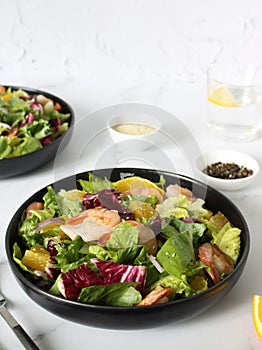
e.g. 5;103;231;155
195;150;260;191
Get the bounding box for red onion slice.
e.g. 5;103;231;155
30;217;65;235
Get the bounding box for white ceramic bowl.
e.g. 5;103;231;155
108;112;161;151
195;150;260;191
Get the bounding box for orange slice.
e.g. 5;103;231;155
252;294;262;340
114;176;164;195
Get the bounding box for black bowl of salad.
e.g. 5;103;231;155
5;168;250;329
0;85;74;178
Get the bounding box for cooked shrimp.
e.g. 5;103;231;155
7;127;19;138
67;207;121;227
61;208;121;243
198;243;234;284
137;286;173;306
122;187;164;203
166;184;195;202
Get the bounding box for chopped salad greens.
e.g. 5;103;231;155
0;86;71;159
13;173;242;307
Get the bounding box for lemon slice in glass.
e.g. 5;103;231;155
208;86;240;107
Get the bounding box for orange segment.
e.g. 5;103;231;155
22;244;50;271
1;92;14;102
252;294;262;340
128;200;156;219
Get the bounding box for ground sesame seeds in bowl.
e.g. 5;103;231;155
195;150;260;191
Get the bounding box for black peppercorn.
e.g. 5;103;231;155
203;162;253;179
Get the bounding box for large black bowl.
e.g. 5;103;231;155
5;168;250;329
0;85;74;178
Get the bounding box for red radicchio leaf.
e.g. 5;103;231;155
83;188;135;220
82;193;102;209
62;264;104;300
30;102;43;114
50;117;61;130
41;135;52;146
45;266;61;280
91;258;146;293
19;112;35;128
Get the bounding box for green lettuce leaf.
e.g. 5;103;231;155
168;217;206;247
89;244;147;265
18;120;51;140
153;274;193;297
78;282;142;306
13;242;30;273
7;95;29;112
51;122;68;139
43;186;61;216
48;274;62;296
28;208;55;222
156;195;190;219
55;235;87;272
18;214;39;237
0;137;12;159
188;198;207;218
211;222;241;263
156;228;195;276
55;189;82;218
12;137;41;156
78;172;115;193
105;221;139;249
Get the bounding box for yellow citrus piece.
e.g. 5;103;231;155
128;200;156;219
41;223;61;233
252;294;262;340
208;86;240;107
22;244;50;271
1;92;15;102
114;176;164;195
64;189;86;201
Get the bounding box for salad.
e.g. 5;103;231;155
13;173;241;307
0;86;71;159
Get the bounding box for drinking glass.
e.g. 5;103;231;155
206;61;262;141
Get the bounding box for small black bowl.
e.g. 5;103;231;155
5;168;250;329
0;85;74;178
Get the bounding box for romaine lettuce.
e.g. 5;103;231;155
105;221;139;249
156;231;195;277
55;189;82;218
211;222;241;263
78;282;142;306
156;195;191;219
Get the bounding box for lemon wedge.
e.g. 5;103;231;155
208;86;240;107
252;294;262;340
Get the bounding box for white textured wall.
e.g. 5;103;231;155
1;0;262;116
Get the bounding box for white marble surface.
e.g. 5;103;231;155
1;1;262;349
